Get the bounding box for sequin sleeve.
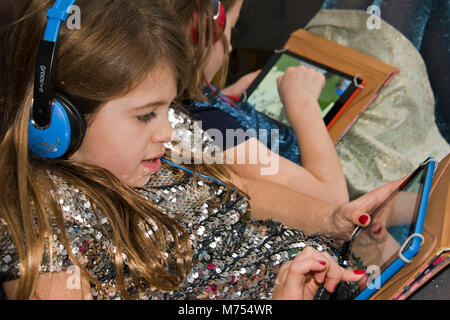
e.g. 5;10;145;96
0;174;120;299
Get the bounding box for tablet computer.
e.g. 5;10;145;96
241;50;365;129
341;157;436;300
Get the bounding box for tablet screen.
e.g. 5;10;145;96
245;51;359;127
347;163;428;274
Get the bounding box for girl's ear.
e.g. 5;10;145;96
191;0;226;45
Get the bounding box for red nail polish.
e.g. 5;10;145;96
353;269;366;275
318;260;327;266
333;284;339;292
358;215;369;225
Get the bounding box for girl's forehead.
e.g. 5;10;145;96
97;62;178;114
130;65;177;100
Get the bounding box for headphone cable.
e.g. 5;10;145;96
203;74;239;110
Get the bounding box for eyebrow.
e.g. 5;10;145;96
133;100;171;111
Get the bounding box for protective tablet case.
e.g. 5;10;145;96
353;158;436;300
370;153;450;300
283;29;398;144
243;50;365;130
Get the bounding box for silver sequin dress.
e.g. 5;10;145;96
0;162;343;300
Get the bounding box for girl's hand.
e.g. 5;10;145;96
271;247;366;300
276;66;325;120
330;177;407;239
222;69;261;99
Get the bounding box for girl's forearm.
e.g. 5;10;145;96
245;177;338;235
287;100;348;203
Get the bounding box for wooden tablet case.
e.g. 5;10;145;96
284;29;399;144
370;153;450;300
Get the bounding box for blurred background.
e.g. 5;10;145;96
228;0;324;84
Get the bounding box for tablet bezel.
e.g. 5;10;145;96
348;158;436;300
241;50;364;128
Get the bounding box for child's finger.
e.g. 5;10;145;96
283;258;328;296
341;269;367;283
317;252;366;293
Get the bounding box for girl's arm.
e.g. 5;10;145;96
221;70;261;99
224;138;348;205
222;65;348;205
277;66;348;204
231;170;405;239
230;169;357;238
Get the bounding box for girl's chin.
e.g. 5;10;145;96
124;161;162;188
127;174;154;188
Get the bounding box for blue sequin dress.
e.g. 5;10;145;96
190;87;302;165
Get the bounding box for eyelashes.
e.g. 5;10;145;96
137;112;157;123
135;101;178;123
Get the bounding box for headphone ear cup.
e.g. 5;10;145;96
191;0;226;45
28;92;86;159
53;91;86;156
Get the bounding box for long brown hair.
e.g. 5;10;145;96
0;0;203;300
162;0;240;101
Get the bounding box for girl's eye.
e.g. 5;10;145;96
137;112;157;123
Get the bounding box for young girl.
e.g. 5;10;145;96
0;0;395;300
165;0;350;206
168;0;449;202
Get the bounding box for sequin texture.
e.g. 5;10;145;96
0;162;342;300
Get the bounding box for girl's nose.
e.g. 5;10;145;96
152;118;174;144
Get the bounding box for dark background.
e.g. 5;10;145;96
228;0;324;84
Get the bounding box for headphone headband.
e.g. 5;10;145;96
211;0;220;18
211;0;226;34
29;0;85;159
31;0;76;128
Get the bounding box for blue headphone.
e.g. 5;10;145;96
28;0;86;159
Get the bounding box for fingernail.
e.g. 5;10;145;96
333;284;339;292
318;260;327;266
353;269;366;275
358;215;369;225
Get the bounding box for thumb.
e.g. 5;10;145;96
276;75;283;87
351;177;406;216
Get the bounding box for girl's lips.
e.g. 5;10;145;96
144;151;165;162
142;158;161;172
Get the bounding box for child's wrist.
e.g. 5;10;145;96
286;100;322;126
